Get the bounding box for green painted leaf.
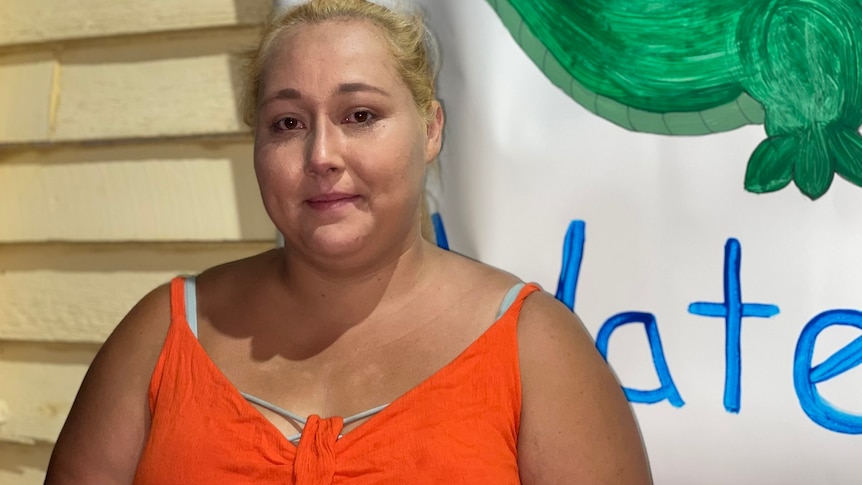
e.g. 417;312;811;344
744;136;794;193
793;133;835;200
834;129;862;187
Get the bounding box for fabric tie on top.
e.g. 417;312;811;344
293;415;344;484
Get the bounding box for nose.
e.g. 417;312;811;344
304;120;345;177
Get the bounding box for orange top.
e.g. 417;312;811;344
134;277;539;484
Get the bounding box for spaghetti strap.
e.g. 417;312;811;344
495;283;527;320
183;276;199;338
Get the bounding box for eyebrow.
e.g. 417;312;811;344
336;82;390;97
260;82;391;106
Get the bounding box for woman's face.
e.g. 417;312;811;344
254;19;443;266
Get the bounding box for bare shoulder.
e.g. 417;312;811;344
46;282;174;484
517;291;653;484
435;247;522;295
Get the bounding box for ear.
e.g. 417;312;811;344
424;101;444;163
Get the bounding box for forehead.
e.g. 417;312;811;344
261;19;402;93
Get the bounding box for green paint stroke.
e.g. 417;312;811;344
489;0;862;199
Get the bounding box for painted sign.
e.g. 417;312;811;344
420;1;862;483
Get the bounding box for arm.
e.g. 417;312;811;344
517;291;652;485
45;284;172;485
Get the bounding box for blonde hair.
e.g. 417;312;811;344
242;0;441;243
241;0;437;128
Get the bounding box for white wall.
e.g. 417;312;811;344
421;1;862;483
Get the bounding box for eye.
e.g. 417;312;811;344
343;110;375;124
273;117;304;131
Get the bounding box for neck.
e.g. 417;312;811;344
276;232;434;327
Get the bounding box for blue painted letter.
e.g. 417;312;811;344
596;312;685;407
794;310;862;434
688;238;780;413
555;220;586;311
431;212;449;250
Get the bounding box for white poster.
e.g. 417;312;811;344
420;1;862;483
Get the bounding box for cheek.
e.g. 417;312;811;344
381;129;428;182
254;155;277;187
252;141;271;181
253;156;276;196
362;147;425;197
254;145;300;203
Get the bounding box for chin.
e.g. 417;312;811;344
302;224;373;259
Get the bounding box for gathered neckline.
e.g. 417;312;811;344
168;281;536;454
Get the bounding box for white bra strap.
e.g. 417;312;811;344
495;283;526;321
183;276;199;338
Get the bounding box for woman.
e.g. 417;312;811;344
46;0;651;483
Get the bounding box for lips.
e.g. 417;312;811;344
308;192;356;203
305;192;361;210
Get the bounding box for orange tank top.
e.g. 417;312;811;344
134;277;539;484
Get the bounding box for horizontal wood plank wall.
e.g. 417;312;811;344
0;0;271;46
0;52;55;143
0;143;273;241
1;30;260;145
0;1;273;483
0;243;271;344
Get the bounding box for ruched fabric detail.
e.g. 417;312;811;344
293;415;343;484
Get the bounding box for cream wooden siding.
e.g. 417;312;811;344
0;2;274;483
0;0;271;46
